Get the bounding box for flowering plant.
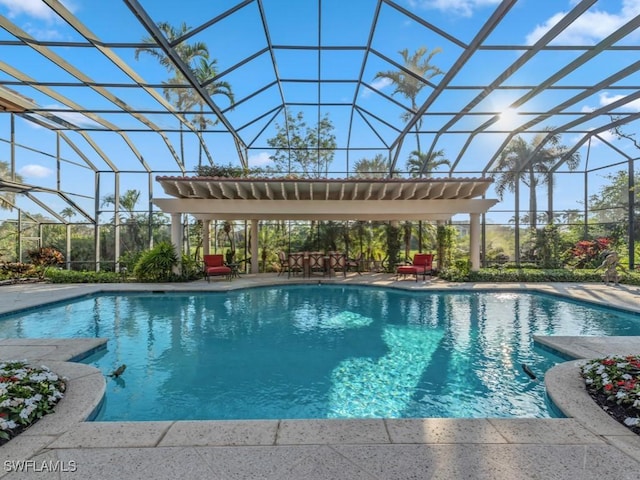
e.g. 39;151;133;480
0;361;66;444
581;355;640;432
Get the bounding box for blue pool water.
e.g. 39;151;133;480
1;285;640;421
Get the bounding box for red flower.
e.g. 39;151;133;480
602;359;616;366
604;383;614;391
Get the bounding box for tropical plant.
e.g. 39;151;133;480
134;21;229;165
266;110;337;178
191;57;234;166
436;224;457;272
27;246;64;279
353;154;391;178
374;47;444;151
385;223;402;272
101;189;147;255
493;129;580;230
0;262;36;279
569;237;613;269
0;160;24;210
195;163;255;178
133;241;178;282
220;221;235;258
406;149;450;177
59;207;75;220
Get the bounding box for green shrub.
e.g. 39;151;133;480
180;254;202;281
45;269;122;283
440;267;640;284
133;242;178;282
119;250;143;272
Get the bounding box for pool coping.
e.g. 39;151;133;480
1;278;640;478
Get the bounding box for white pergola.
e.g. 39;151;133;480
154;176;498;273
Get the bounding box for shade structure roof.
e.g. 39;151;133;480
1;1;640;221
154;176;498;220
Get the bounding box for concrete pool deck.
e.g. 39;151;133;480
1;274;640;479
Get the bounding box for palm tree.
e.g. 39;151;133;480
493;129;580;230
353;154;391;178
191;57;234;167
406;149;450;177
374;47;443;151
134;22;211;165
102;189;143;252
60;207;75;220
0;160;23;210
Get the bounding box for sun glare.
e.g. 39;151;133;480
497;108;519;128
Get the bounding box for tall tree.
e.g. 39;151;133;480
191;57;234;167
102;189;144;253
60;207;75;220
493;129;580;230
135;22;228;165
589;171;640;243
406;149;450;177
266;111;336;178
374;47;443;151
0;160;23;210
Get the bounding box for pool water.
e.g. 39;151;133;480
1;286;640;421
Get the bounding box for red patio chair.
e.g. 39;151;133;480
203;254;232;282
396;253;434;282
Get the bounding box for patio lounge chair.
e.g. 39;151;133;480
203;254;232;282
396;253;434;282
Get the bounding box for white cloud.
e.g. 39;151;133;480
19;164;52;178
361;77;392;98
526;0;640;45
590;129;617;147
407;0;501;17
248;152;272;168
42;105;103;129
599;92;640;112
0;0;76;21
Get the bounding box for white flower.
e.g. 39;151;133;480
0;419;18;430
624;417;640;427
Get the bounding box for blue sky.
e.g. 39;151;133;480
1;0;640;224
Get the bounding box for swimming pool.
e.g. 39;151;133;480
1;285;639;421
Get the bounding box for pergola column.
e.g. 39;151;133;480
250;219;259;274
170;213;183;274
202;219;211;256
470;213;480;272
